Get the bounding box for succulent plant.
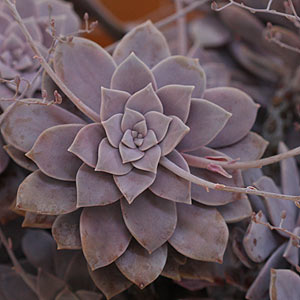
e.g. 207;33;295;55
230;142;300;299
1;19;268;297
0;0;80;102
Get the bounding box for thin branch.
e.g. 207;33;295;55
160;157;300;202
3;0;100;122
182;146;300;170
0;227;38;295
105;0;208;53
269;36;300;54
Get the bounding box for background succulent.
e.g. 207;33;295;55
0;19;268;297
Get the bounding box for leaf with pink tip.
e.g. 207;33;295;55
114;169;156;203
219;132;268;161
126;83;163;114
159;116;190;156
254;176;297;237
246;243;288;300
132;145;161;173
52;209;82;250
102;113;123;148
205;87;258;148
150;150;191;204
113;20;170;68
17;170;77;215
80;203;131;270
68;123;105;168
100;88;130;121
157;84;193;122
121;190;177;253
89;264;132;299
144;111;172;142
217;195;252;223
4;144;37;172
95;138;132;175
26;124;84;181
152;56;206;98
54;37;116;113
116;241;167;289
243;212;280;263
111;53;157;94
278;142;300;196
270;269;300;300
77;164;122;207
1;102;85;152
178;99;231;152
169;203;228;262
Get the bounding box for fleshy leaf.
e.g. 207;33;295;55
132;145;161;173
152;56;206;98
100;88;130;121
283;227;300;267
126;83;163;114
270;269;300;300
27;124;84;181
121;107;145;132
159;116;190;156
89;264;132;299
219;132;268;161
144;111;172;142
114;169;156;204
22;212;56;229
121;190;177;253
80;203;131;270
77;164;122;207
69;123;105;168
111;53;157;94
205;87;258;148
156;84;193;122
139;130;158;151
243;212;280;263
17;170;77;215
116;241;167;289
54;37;116;113
169;203;228;263
178;99;231;152
119;143;144;163
150;150;191;204
1;102;85;152
102;113;123;148
113;20;170;68
96;138;132;175
52;209;82;250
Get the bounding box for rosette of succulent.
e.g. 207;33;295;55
0;0;80;105
2;1;300;298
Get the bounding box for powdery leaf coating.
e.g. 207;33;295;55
113;20;171;68
205;87;259;148
121;191;177;253
169;204;229;263
54;37;116;113
243;212;280;263
89;264;132;299
270;269;300;300
77;164;122;207
17;170;77;215
178;99;231;152
80;203;131;270
116;241;168;289
1;102;85;153
52;209;82;250
152;56;206;98
68;123;106;168
149;150;191;204
246;243;288;300
111;53;157;94
27;124;84;181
